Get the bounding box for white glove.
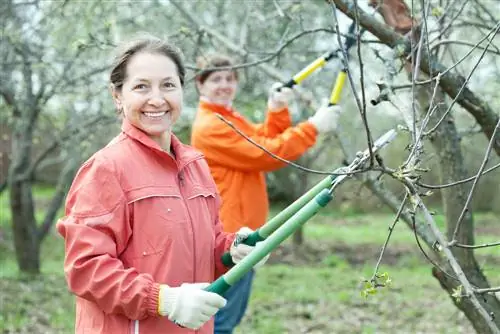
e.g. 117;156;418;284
267;82;294;111
158;283;227;330
308;104;342;133
230;227;270;268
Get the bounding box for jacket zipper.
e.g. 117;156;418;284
131;319;139;334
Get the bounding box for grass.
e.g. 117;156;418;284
1;187;499;333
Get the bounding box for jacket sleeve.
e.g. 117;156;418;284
56;155;160;320
195;118;318;172
253;107;292;137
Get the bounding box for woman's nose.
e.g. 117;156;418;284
148;91;166;107
220;80;233;89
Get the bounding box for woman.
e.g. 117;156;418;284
191;53;341;334
57;35;261;334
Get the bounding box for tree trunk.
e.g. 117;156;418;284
8;124;40;274
416;83;500;332
10;180;40;274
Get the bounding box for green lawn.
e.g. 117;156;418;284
0;188;499;333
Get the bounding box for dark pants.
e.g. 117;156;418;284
214;270;255;334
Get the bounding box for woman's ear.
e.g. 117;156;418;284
109;84;122;111
195;79;203;94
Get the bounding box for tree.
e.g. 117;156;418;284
169;0;500;331
1;1;498;331
1;0;118;273
329;0;500;331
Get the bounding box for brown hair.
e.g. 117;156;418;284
195;53;239;84
109;33;185;91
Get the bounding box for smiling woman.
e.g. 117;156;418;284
191;53;344;334
109;43;184;152
55;34;266;334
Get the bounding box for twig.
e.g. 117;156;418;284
329;1;375;165
370;194;407;282
423;22;500;136
417;161;500;189
454;241;500;249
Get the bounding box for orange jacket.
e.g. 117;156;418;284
57;119;234;334
191;100;317;233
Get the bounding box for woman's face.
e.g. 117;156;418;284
197;70;238;106
113;52;183;141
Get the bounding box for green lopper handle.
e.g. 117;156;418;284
206;189;333;296
220;174;336;267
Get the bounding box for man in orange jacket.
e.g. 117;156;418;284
191;54;341;333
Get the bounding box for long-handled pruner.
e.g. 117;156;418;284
209;128;398;295
279;50;337;90
278;22;357;94
327;21;356;106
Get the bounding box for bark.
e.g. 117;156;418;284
417;84;500;332
9;121;40;274
341;0;500;330
360;0;500;330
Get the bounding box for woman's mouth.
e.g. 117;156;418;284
143;111;167;119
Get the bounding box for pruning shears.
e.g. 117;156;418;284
277;21;357;108
328;22;356;106
209;128;398;295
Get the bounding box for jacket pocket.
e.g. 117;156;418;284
125;187;187;260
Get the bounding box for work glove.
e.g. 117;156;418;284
158;283;227;330
267;82;294;111
230;227;270;268
308;104;342;133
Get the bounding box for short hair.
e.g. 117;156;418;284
109;33;185;91
195;53;239;84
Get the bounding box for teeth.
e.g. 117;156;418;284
144;111;167;118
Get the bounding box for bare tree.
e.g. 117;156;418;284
170;0;500;331
329;0;500;332
1;0;117;273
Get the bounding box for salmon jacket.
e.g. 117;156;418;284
57;119;235;334
191;100;318;233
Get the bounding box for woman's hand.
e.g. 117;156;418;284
158;283;227;329
308;104;343;133
267;82;294;112
230;227;269;268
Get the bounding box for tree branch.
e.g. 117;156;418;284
331;0;500;156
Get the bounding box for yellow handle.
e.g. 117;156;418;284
292;58;327;84
329;70;347;105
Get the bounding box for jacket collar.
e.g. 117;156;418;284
121;118;202;169
198;99;240;118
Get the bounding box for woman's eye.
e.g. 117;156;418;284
134;84;147;90
164;82;175;88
